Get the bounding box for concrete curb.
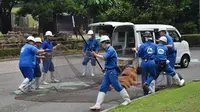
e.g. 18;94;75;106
0;58;19;62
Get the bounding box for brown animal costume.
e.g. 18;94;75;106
109;66;139;90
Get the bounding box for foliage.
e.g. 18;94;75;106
178;22;198;34
131;0;192;24
96;0;134;22
18;0;69;23
3;0;200;34
182;34;200;47
72;0;119;23
0;48;20;58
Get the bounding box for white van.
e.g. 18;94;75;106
89;22;191;69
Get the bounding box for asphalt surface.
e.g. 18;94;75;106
0;50;200;112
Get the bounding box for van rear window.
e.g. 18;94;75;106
118;32;126;42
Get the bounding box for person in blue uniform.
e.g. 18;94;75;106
155;36;185;87
158;27;177;69
90;35;131;110
33;37;45;89
18;36;45;92
132;31;157;95
82;30;100;76
158;27;177;86
40;31;59;85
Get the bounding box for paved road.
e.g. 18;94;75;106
0;50;200;112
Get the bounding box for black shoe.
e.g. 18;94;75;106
143;83;149;95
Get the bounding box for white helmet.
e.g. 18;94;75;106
27;36;35;42
159;36;167;43
34;37;42;43
158;27;167;32
100;35;110;43
87;30;94;35
45;31;53;36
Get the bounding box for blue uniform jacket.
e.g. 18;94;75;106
41;40;53;52
82;37;100;52
165;34;176;55
137;41;157;60
103;45;117;69
155;44;168;61
19;43;38;68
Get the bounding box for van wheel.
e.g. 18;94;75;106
180;55;189;68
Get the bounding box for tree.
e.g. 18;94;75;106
95;0;134;22
18;0;81;34
132;0;192;24
0;0;19;34
74;0;118;23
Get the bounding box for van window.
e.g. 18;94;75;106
127;32;135;47
91;25;114;38
118;32;126;42
168;31;181;42
140;31;154;43
155;31;160;40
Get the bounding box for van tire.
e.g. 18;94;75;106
180;55;190;68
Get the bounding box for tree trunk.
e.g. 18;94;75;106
38;18;44;35
52;13;57;34
1;14;12;34
38;13;57;35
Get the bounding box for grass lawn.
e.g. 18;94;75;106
109;81;200;112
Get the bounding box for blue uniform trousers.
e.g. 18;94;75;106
141;60;157;95
141;60;157;85
34;64;41;77
167;51;177;69
155;61;176;79
42;58;55;73
20;67;34;81
100;69;123;93
82;51;96;66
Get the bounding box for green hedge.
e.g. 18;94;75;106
182;34;200;47
0;48;20;58
0;40;84;59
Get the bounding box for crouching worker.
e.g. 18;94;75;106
18;36;45;92
132;31;157;95
155;36;185;87
90;35;131;110
33;37;45;89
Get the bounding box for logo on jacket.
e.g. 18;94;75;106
147;48;153;54
158;49;165;54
